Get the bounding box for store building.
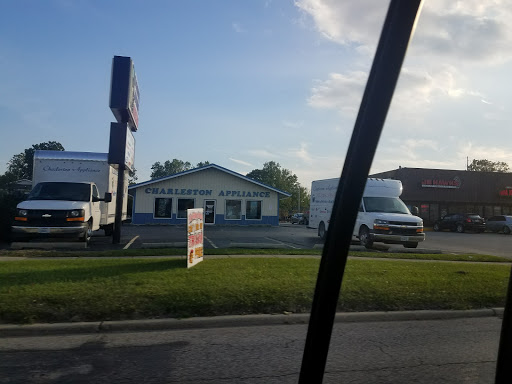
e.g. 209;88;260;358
128;164;291;226
371;167;512;225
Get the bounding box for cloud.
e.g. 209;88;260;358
294;0;386;51
288;142;312;162
247;148;280;159
282;120;304;129
229;158;253;167
295;0;512;65
308;71;367;115
232;22;246;33
307;65;482;122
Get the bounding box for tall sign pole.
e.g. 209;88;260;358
108;56;140;244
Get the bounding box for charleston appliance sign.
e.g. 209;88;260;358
145;188;272;198
421;177;461;189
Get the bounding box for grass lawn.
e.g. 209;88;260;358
0;257;510;324
1;247;510;263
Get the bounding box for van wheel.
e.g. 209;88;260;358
404;242;418;248
81;221;92;245
104;224;114;236
359;226;373;249
318;222;326;240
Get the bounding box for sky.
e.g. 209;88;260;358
2;0;512;191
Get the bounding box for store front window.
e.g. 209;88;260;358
226;200;242;220
246;200;262;220
177;198;194;219
154;198;172;218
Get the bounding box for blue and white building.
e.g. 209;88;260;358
128;164;291;226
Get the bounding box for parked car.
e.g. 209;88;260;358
291;213;308;225
433;213;485;233
485;215;512;234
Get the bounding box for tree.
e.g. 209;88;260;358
467;159;510;172
246;161;310;218
5;141;65;181
150;159;211;179
128;168;138;185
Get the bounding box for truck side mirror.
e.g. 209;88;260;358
410;206;419;216
103;192;112;203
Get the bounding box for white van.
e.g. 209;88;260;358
309;178;425;248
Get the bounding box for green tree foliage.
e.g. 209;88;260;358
128;168;138;185
3;141;65;182
468;159;510;172
150;159;211;179
246;161;310;218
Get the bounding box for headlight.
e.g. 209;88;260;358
374;219;388;225
418;221;423;227
68;209;85;218
18;209;28;217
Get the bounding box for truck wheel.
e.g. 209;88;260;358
359;226;373;249
81;221;92;245
403;242;418;248
318;222;326;240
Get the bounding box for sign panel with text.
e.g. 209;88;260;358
187;208;204;268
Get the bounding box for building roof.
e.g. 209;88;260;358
34;150;108;162
128;163;292;198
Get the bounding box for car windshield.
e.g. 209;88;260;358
28;182;90;202
363;197;410;214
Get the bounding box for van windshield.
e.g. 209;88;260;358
363;197;410;214
28;182;91;202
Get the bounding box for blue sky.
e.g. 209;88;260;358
2;0;512;189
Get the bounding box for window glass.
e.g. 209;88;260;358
177;198;194;219
246;200;262;220
92;185;99;199
226;200;242;220
154;198;172;218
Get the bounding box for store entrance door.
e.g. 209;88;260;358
204;200;216;224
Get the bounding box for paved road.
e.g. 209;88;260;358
0;316;502;383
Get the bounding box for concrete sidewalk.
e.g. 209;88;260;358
0;308;504;337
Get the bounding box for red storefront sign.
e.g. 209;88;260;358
421;176;461;189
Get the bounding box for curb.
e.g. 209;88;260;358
0;308;504;337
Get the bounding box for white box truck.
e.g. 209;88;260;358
309;178;425;248
11;150;128;244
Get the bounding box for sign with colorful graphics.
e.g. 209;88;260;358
187;208;204;268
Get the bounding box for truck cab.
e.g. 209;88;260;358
11;181;111;244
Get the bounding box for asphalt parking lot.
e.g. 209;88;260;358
4;223;512;258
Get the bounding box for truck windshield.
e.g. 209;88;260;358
28;182;91;202
363;197;410;214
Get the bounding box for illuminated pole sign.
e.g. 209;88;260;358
108;55;139;244
187;208;204;268
109;56;140;132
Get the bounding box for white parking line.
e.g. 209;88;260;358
124;235;139;249
204;236;218;249
264;237;300;249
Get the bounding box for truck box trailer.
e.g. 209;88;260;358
309;177;425;248
11;150;128;244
